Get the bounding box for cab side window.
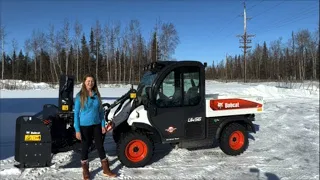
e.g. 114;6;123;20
183;71;200;106
156;70;182;107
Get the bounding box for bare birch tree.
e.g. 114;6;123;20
48;24;59;82
94;20;102;83
128;20;140;83
159;22;180;60
11;39;18;79
31;30;39;81
104;23;111;83
38;31;47;82
62;19;70;75
113;21;121;83
122;29;129;83
24;38;31;80
74;20;82;83
54;30;63;75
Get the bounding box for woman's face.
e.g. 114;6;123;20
85;77;95;91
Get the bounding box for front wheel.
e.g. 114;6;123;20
219;123;248;156
117;131;154;168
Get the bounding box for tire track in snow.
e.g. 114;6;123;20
248;97;319;179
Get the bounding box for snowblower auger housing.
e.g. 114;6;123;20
106;60;263;168
14;75;83;168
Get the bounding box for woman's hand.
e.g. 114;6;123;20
102;127;106;134
76;132;81;140
105;122;114;132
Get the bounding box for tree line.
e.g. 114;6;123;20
206;28;320;82
0;19;179;84
0;20;319;84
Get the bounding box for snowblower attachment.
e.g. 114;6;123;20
14;115;52;168
14;75;77;168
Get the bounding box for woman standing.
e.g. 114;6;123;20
74;74;116;180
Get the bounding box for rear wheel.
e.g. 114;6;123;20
117;131;154;167
219;123;248;156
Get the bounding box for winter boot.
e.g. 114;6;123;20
81;160;90;180
101;159;116;177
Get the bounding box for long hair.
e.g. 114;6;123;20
79;74;102;109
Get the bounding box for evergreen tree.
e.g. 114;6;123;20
12;50;16;79
317;42;320;79
89;28;95;56
17;50;25;80
151;32;161;62
261;41;268;79
81;34;90;76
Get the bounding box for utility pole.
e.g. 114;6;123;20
237;1;254;83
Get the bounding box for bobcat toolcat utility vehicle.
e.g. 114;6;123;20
14;60;263;168
105;60;263;167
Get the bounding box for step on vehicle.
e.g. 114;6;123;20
14;60;263;168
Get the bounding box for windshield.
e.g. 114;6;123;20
138;71;157;95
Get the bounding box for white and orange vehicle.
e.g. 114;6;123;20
104;60;264;168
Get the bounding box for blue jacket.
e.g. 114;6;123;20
73;91;105;133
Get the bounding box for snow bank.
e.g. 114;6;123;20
1;79;319;100
205;80;319;99
0;79;55;90
0;79;134;90
242;84;319;99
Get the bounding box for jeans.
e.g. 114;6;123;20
80;124;106;161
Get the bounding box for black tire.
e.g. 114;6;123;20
117;131;154;168
219;123;248;156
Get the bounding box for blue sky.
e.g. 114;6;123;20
1;0;319;64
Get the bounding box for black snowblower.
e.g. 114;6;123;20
14;74;137;168
14;75;78;168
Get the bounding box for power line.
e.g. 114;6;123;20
247;0;264;11
216;7;242;35
253;7;318;34
255;10;318;34
250;0;286;20
267;7;317;27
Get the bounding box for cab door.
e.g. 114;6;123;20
147;64;206;143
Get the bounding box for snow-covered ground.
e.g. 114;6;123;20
0;80;319;180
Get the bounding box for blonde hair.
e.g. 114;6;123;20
79;74;102;109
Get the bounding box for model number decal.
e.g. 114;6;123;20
188;117;202;122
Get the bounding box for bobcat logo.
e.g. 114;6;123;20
217;102;223;109
165;126;177;133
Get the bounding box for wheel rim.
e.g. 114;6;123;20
125;140;148;162
229;131;245;150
